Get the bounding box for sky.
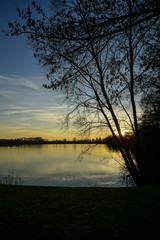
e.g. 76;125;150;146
0;0;78;140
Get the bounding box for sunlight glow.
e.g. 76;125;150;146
114;129;131;136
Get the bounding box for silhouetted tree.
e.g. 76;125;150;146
140;26;160;129
5;0;160;186
137;27;160;185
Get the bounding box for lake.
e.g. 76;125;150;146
0;144;123;187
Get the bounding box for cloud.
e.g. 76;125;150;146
0;75;11;80
0;74;73;139
0;74;40;90
20;79;40;90
0;90;16;96
2;105;64;128
4;106;67;115
5;109;40;115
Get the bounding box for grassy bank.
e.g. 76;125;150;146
0;185;160;240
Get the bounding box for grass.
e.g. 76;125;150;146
0;185;160;240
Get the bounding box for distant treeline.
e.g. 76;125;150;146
0;137;115;146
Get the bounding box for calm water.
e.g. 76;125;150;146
0;144;123;187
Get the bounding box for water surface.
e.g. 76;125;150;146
0;144;123;187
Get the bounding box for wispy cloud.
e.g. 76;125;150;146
20;79;40;90
0;74;73;139
0;75;11;80
0;90;16;96
2;105;64;126
4;106;68;115
5;109;41;115
0;74;40;90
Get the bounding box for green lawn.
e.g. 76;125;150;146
0;185;160;240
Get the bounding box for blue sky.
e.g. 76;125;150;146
0;0;75;140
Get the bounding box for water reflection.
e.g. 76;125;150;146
0;144;122;187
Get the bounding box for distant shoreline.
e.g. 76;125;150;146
0;137;107;146
0;136;119;150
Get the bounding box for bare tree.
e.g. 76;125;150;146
5;0;160;186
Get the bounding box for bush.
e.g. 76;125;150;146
0;170;24;185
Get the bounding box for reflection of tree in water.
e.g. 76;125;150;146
0;170;24;185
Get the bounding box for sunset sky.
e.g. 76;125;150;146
0;0;79;140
